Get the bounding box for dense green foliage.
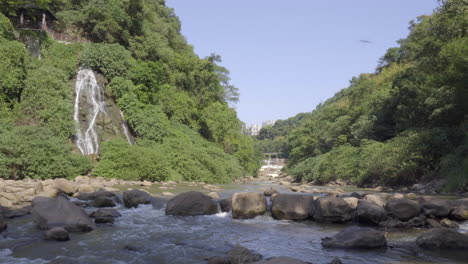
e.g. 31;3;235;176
0;0;260;182
278;0;468;190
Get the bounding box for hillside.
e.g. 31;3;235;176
257;0;468;191
0;0;260;183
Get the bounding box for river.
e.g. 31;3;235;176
1;179;467;264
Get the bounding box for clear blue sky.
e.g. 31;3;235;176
166;0;439;125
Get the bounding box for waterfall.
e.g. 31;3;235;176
73;68;134;155
74;69;107;155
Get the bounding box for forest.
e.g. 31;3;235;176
255;0;467;191
0;0;261;183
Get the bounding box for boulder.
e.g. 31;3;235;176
256;256;311;264
227;245;262;264
321;226;387;249
205;256;229;264
31;196;95;232
419;196;451;218
89;208;121;218
416;228;468;249
264;188;279;197
76;190;116;201
232;192;267;219
123;189;152;208
220;197;232;212
357;200;387;225
271;194;315;220
385;198;420;221
450;206;468;220
363;194;387;207
329;258;343;264
342;197;359;209
43;227;70;241
313;197;354;223
95;216;114;224
151;197;167;210
89;196;116;208
165;191;217;216
55;179;78;195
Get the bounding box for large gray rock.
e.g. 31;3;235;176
419;196;451;218
232;192;267;219
416;228;468;249
123;189;152;208
43;227;70;241
313;197;354;223
256;256;311;264
271;194;315;220
89;196;116;208
165;191;217;216
31;196;95;232
357;200;387;225
76;190;117;201
385;198;420;221
89;208;121;218
321;226;387;249
227;245;262;264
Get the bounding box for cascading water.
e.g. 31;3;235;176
73;68;133;155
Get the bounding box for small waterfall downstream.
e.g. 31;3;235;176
74;68;133;155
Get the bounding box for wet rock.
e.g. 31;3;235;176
95;216;114;224
450;206;468;220
313;197;354;223
321;226;387;249
55;179;78;195
385;198;420;221
271;194;315;220
426;218;442;228
363;194;387;207
416;228;468;249
357;200;387;225
379;219;406;228
227;244;262;264
76;190;117;201
89;196;116;208
151;197;166;210
205;256;229;264
31;196;95;232
0;217;7;232
124;245;140;252
329;258;343;264
123;189;152;208
0;205;30;218
43;227;70;241
220;197;232;212
439;218;459;228
89;208;121;218
256;256;311;264
165;191;217;216
263;188;279;197
232;192;267;219
419;196;451;218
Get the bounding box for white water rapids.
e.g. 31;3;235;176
73;68;133;155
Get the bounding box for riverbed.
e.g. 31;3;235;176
1;180;467;264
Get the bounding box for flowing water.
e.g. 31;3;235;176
73;69;133;155
1;181;467;264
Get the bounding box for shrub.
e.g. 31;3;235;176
81;43;133;79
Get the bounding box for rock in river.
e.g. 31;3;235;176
165;191;218;216
228;244;262;264
31;196;95;232
385;198;420;221
43;227;70;241
357;200;387;225
123;189;152;208
232;192;267;219
271;194;315;220
321;226;387;249
416;228;468;249
313;197;354;223
256;256;311;264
